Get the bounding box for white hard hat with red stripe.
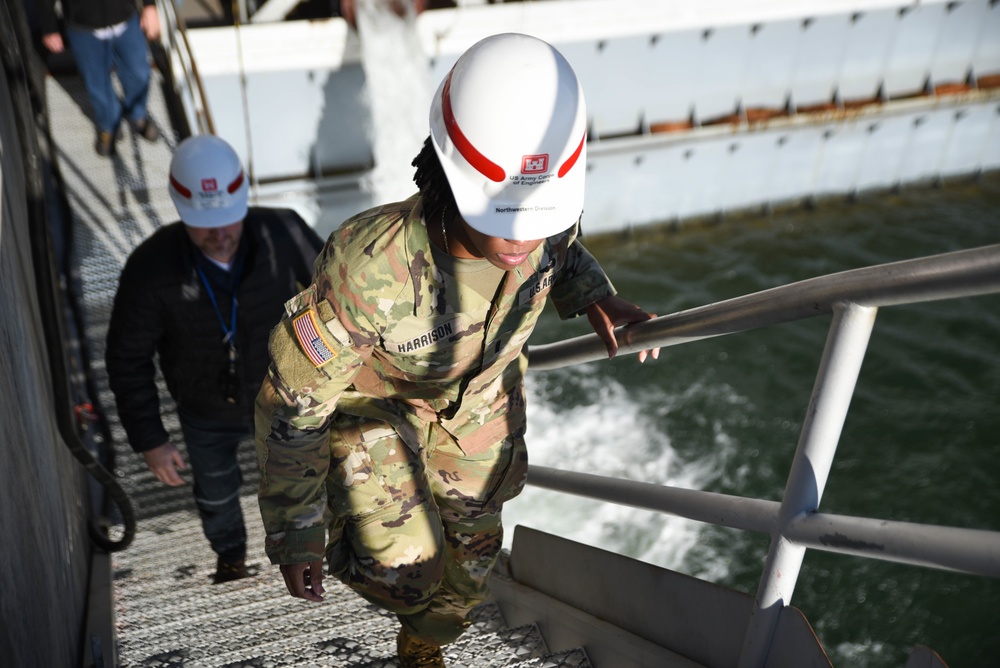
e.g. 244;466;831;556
168;135;248;228
429;33;588;241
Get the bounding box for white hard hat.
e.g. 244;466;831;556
429;33;588;241
168;135;248;228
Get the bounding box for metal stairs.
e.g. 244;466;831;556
112;497;588;667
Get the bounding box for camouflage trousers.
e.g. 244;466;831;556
325;414;528;646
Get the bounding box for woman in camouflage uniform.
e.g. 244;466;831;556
254;33;657;668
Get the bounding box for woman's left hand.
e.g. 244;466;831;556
585;296;660;362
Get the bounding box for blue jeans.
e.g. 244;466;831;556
179;413;248;562
65;14;151;134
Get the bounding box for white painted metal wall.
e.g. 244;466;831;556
582;96;1000;233
180;0;1000;232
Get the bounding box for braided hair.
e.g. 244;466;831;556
411;135;457;223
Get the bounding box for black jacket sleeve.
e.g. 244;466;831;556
278;209;325;286
105;241;171;453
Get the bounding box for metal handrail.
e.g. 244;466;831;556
156;0;262;202
527;243;1000;369
525;466;1000;578
155;0;215;135
524;243;1000;668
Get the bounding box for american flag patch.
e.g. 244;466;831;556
293;310;337;367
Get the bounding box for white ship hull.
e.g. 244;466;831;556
175;0;1000;234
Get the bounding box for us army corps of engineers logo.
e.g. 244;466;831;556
508;154;554;190
522;154;547;173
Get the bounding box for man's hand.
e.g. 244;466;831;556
340;0;427;29
141;5;161;41
585;295;661;363
142;442;186;486
280;560;326;602
42;32;64;53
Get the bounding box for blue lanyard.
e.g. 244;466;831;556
196;257;242;346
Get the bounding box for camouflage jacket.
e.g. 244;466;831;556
255;194;615;562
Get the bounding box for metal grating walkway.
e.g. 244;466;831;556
46;65;589;667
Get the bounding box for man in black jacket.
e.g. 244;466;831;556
38;0;161;155
106;135;323;582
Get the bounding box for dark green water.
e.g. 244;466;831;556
511;175;1000;667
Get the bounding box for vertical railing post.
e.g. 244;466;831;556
738;302;877;668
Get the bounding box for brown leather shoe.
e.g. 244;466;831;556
131;117;159;142
95;131;114;157
213;557;249;584
397;628;445;668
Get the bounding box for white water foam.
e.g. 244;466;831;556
505;366;724;573
354;0;434;205
833;640;890;665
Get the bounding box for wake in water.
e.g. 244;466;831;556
505;364;738;575
354;0;434;205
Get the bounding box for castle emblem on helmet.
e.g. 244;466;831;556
521;155;548;174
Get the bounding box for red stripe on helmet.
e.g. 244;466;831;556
557;133;586;178
170;174;192;198
227;170;245;194
442;73;506;183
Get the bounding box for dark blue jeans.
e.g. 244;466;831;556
179;413;248;563
65;14;151;134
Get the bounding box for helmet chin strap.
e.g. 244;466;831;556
441;206;450;255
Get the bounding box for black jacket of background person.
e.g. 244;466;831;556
106;208;323;453
37;0;155;34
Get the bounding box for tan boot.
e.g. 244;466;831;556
95;131;114;157
397;628;445;668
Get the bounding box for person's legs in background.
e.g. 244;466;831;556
112;14;157;142
64;25;120;155
179;414;250;583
